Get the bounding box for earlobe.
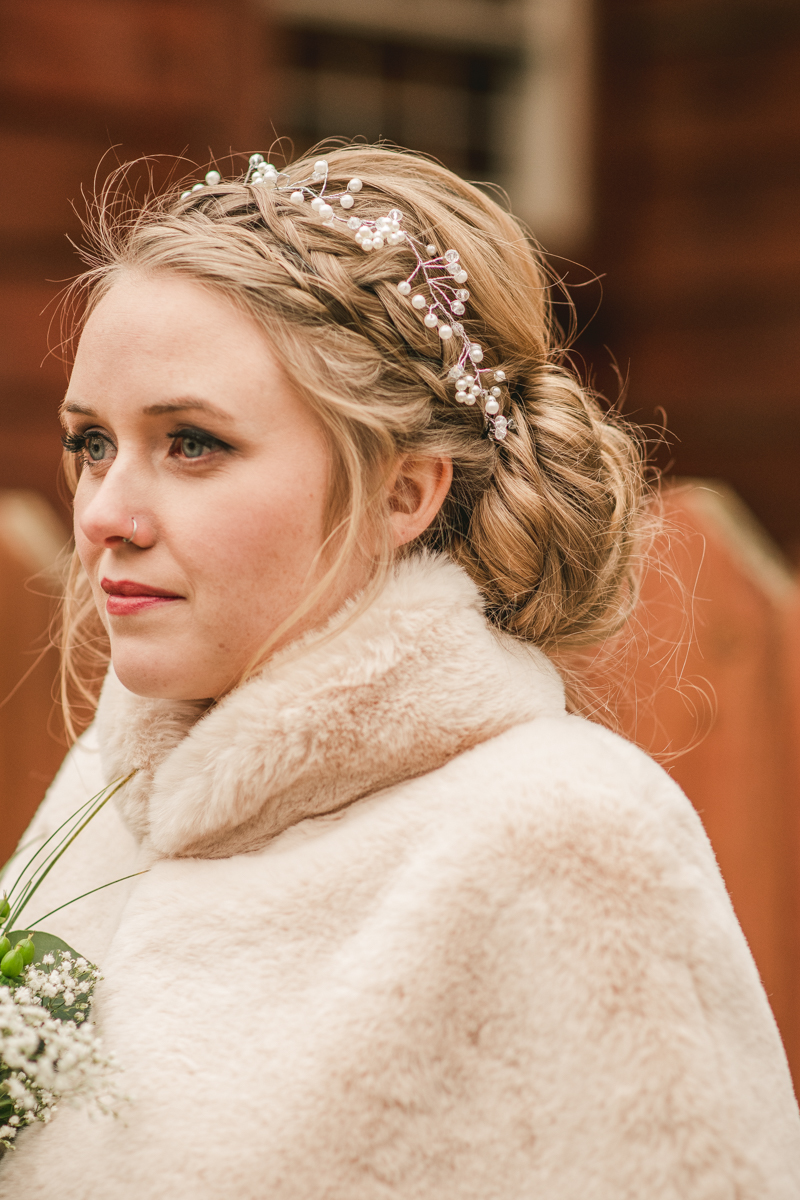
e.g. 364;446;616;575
388;455;453;547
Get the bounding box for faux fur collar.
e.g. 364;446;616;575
96;555;566;859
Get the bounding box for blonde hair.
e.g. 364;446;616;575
59;143;647;734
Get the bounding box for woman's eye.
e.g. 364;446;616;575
86;433;112;462
169;429;224;460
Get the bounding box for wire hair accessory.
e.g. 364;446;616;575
122;518;137;545
181;155;516;444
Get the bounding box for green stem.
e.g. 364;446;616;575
26;870;149;928
5;789;107;902
6;774;134;931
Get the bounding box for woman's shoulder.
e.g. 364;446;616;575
12;724;107;852
429;710;725;909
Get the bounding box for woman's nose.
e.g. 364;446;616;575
76;474;153;550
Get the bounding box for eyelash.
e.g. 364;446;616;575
61;428;229;459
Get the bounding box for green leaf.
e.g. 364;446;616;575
0;931;96;1023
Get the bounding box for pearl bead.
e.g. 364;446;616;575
490;386;502;398
340;194;354;209
289;190;303;203
494;370;506;382
191;183;203;192
469;385;481;397
357;225;371;239
361;238;374;251
388;231;404;245
439;325;453;340
424;312;438;328
249;153;265;167
397;281;412;295
426;244;437;256
314;159;328;174
204;170;221;186
311;197;324;211
485;398;500;415
376;217;391;232
180;190;191;199
372;235;385;248
411;295;426;309
463;374;475;387
347;178;363;192
464;394;476;405
469;344;483;363
454;270;468;284
319;203;334;220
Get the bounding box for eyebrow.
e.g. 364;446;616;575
60;397;232;422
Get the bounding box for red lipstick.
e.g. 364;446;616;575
101;578;184;616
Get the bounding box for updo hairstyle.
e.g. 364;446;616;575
60;143;647;723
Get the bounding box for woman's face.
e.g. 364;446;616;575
64;273;355;701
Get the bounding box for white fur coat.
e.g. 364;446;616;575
1;555;799;1198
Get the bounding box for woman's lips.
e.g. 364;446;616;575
101;578;184;617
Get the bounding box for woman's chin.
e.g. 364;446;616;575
110;652;216;702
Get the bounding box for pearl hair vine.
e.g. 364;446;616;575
181;154;516;443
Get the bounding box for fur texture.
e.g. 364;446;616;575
1;555;798;1198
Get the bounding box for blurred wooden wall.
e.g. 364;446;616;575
0;0;271;514
0;493;67;858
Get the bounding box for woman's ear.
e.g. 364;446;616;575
387;454;453;547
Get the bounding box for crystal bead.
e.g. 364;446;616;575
249;153;265;167
388;209;402;222
456;289;470;302
452;322;464;334
446;262;459;276
411;295;426;309
348;178;363;192
348;216;361;229
454;270;468;284
485;398;500;415
448;365;465;380
205;170;221;186
444;249;459;263
290;191;304;203
439;325;453;340
490;386;501;398
451;301;465;316
493;415;508;439
340;194;354;209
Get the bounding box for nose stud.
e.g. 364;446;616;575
122;518;138;545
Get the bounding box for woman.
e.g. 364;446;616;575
1;144;798;1197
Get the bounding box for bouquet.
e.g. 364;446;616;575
0;775;138;1153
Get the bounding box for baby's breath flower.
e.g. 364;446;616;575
0;950;119;1152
